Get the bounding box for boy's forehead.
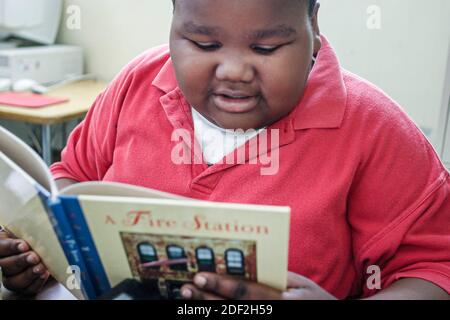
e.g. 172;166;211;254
175;0;306;12
173;0;308;31
173;0;307;9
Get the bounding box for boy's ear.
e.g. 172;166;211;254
311;2;322;55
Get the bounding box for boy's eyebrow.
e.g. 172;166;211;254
250;25;298;40
182;21;220;36
181;22;297;40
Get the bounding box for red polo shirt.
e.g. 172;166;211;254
51;36;450;299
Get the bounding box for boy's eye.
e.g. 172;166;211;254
251;45;282;55
191;40;222;51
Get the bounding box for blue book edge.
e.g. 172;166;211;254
35;184;97;300
59;195;112;297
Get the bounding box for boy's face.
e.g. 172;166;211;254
170;0;321;130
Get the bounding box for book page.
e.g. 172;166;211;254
73;195;290;297
0;126;56;196
60;181;187;199
0;152;84;300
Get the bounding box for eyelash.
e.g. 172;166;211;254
190;40;282;55
192;41;222;51
251;45;282;55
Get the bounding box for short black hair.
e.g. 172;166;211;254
306;0;317;16
172;0;317;16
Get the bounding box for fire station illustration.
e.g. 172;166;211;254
120;232;257;299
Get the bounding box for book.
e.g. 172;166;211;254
0;125;290;300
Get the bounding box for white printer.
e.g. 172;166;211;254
0;45;84;85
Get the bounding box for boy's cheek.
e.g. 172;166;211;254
261;79;304;108
175;65;213;100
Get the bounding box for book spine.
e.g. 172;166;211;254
47;199;97;300
35;185;96;300
59;195;111;296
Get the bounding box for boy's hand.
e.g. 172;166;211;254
181;272;337;300
0;229;50;295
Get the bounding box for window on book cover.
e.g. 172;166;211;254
195;246;216;272
225;249;245;276
166;245;188;271
137;242;159;270
165;280;186;300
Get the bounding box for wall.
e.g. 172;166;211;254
318;0;450;145
57;0;172;81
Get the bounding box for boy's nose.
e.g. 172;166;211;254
215;57;255;83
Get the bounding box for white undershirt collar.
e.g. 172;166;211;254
191;108;264;165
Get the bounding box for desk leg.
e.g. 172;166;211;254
41;124;52;166
62;122;67;146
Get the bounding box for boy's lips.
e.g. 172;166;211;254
212;92;260;114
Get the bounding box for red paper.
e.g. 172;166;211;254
0;92;69;108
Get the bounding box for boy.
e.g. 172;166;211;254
0;0;448;299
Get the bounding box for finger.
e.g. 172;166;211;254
2;263;47;291
0;251;41;277
21;271;50;296
193;273;282;300
181;284;223;300
0;238;29;257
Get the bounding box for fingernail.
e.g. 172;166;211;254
194;275;207;288
33;265;43;274
40;271;49;280
26;254;38;264
17;242;27;252
181;288;192;299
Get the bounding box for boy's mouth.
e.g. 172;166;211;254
212;91;260;114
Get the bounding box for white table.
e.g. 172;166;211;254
0;80;107;165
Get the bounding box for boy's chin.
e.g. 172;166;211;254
199;107;268;130
214;119;265;131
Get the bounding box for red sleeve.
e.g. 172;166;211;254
50;57;141;181
347;99;450;298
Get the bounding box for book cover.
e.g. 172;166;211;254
60;195;290;299
0;151;88;299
